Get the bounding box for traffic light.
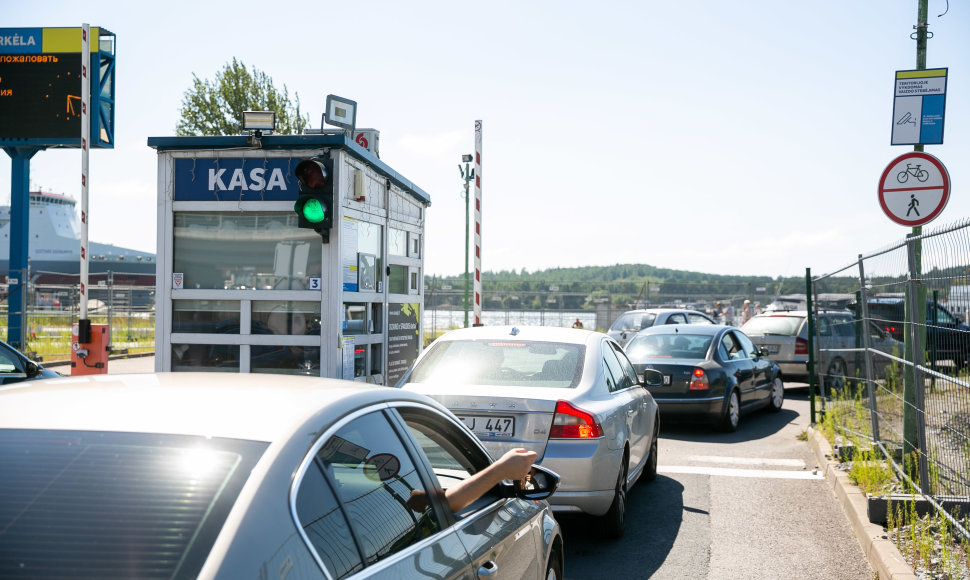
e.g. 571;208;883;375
294;156;334;241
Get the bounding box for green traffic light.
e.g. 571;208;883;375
302;198;327;223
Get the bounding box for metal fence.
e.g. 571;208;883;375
1;278;155;362
811;217;970;537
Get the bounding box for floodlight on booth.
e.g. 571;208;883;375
325;95;357;130
243;111;276;132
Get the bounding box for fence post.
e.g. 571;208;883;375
805;268;818;423
857;255;880;443
905;234;931;493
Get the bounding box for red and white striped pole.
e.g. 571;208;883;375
79;23;90;323
473;120;483;326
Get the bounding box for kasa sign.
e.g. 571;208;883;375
173;158;300;201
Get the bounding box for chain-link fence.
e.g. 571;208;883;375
811;217;970;538
1;274;155;362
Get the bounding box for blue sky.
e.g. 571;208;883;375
2;1;968;278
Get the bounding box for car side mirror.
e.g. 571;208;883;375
640;368;665;387
502;464;560;501
25;360;40;379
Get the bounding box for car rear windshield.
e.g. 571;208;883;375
741;315;804;337
610;312;657;332
625;333;713;359
407;340;586;388
0;429;267;579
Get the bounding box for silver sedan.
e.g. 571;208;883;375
397;325;663;539
0;373;563;579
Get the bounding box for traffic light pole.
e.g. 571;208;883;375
460;158;473;328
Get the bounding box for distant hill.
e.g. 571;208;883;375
424;263;857;310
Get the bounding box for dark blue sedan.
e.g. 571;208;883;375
624;325;784;431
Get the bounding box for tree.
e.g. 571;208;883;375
176;58;309;136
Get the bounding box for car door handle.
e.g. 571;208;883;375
478;560;499;576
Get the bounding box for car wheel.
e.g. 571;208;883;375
720;390;740;432
824;358;847;395
545;548;563;580
643;419;659;483
600;460;627;539
769;377;784;412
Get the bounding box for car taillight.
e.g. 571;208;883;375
689;368;709;390
795;337;809;355
550;400;604;439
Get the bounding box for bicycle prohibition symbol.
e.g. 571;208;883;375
897;163;929;184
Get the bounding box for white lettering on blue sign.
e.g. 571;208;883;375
0;34;37;47
208;168;288;191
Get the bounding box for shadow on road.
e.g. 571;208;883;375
658;405;802;444
558;475;686;578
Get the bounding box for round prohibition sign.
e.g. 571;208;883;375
878;151;950;227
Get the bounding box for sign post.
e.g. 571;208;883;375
878;151;950;227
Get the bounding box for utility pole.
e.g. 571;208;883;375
902;0;929;481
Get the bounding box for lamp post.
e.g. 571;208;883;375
459;154;474;328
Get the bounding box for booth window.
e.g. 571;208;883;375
252;301;321;336
173;212;321;290
172;344;239;372
173;300;240;333
388;228;407;257
251;346;320;376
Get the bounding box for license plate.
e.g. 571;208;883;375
662;374;672;385
457;415;515;438
764;345;780;354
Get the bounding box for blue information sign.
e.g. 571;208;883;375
891;68;947;146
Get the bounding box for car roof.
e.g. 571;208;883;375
635;323;729;337
620;308;703;315
0;372;437;442
434;325;604;345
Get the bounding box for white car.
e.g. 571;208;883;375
0;373;563;579
607;308;715;347
397;325;664;538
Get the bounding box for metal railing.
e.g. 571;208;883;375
0;276;155;362
811;217;970;538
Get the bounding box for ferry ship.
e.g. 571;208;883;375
0;191;156;282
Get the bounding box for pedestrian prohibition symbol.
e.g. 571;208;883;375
878;151;950;227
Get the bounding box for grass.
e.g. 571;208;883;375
10;312;156;362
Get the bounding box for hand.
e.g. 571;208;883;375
493;448;538;484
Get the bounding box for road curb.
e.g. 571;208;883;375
808;427;917;580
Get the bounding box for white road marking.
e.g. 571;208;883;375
659;465;823;479
687;455;806;468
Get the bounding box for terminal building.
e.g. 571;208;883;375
148;132;430;385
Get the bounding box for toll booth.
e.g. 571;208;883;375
147;133;430;385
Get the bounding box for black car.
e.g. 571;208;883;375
0;338;60;386
624;325;784;431
867;298;970;371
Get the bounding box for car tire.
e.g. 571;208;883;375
824;358;847;395
599;460;627;539
769;377;784;412
642;419;659;483
720;390;740;432
545;548;563;580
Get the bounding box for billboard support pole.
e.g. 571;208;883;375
2;146;41;349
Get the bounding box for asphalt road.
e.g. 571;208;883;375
558;385;874;579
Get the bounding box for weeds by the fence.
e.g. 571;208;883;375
822;389;970;578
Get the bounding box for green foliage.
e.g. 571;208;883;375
176;58;309;136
